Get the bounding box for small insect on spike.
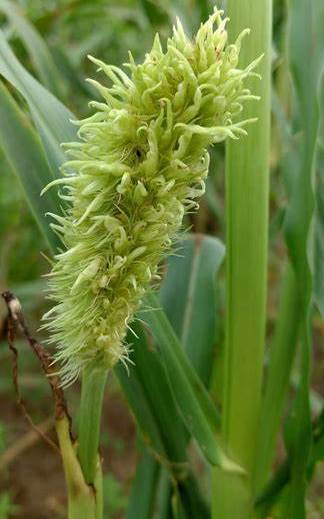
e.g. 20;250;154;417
43;9;260;385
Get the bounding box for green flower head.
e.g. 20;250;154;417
42;8;260;385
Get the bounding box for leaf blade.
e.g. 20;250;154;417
142;292;241;473
0;0;64;97
160;234;225;386
0;79;58;250
0;29;76;176
280;0;323;515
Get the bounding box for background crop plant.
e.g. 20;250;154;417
0;1;323;519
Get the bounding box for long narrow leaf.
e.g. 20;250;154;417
0;0;64;97
281;0;321;515
254;92;302;491
255;407;324;513
255;263;300;491
142;292;240;473
160;234;225;386
314;73;324;317
0;30;76;176
128;322;188;466
0;80;58;250
119;320;210;515
115;363;167;459
124;444;160;519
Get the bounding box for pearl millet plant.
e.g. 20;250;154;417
42;8;260;385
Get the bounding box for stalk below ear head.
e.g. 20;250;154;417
42;7;260;386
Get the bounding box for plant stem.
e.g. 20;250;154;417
223;0;272;472
254;263;300;492
78;365;107;484
56;415;97;519
212;1;272;517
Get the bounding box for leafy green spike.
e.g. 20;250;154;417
43;8;259;385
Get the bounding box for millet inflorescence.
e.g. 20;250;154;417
42;8;260;385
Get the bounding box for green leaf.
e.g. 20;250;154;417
196;0;210;22
255;407;324;514
254;94;302;494
117;321;189;472
160;234;225;387
50;45;94;101
314;74;324;317
255;263;300;492
0;0;64;98
115;362;167;459
255;460;289;517
0;79;58;250
124;445;159;519
155;469;172;519
127;322;188;466
305;0;324;316
142;292;241;473
77;365;107;484
0;29;76;176
176;475;210;519
318;69;324;151
255;46;324;491
280;0;322;515
139;0;170;26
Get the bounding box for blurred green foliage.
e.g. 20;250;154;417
0;492;19;519
0;151;46;287
103;473;127;518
